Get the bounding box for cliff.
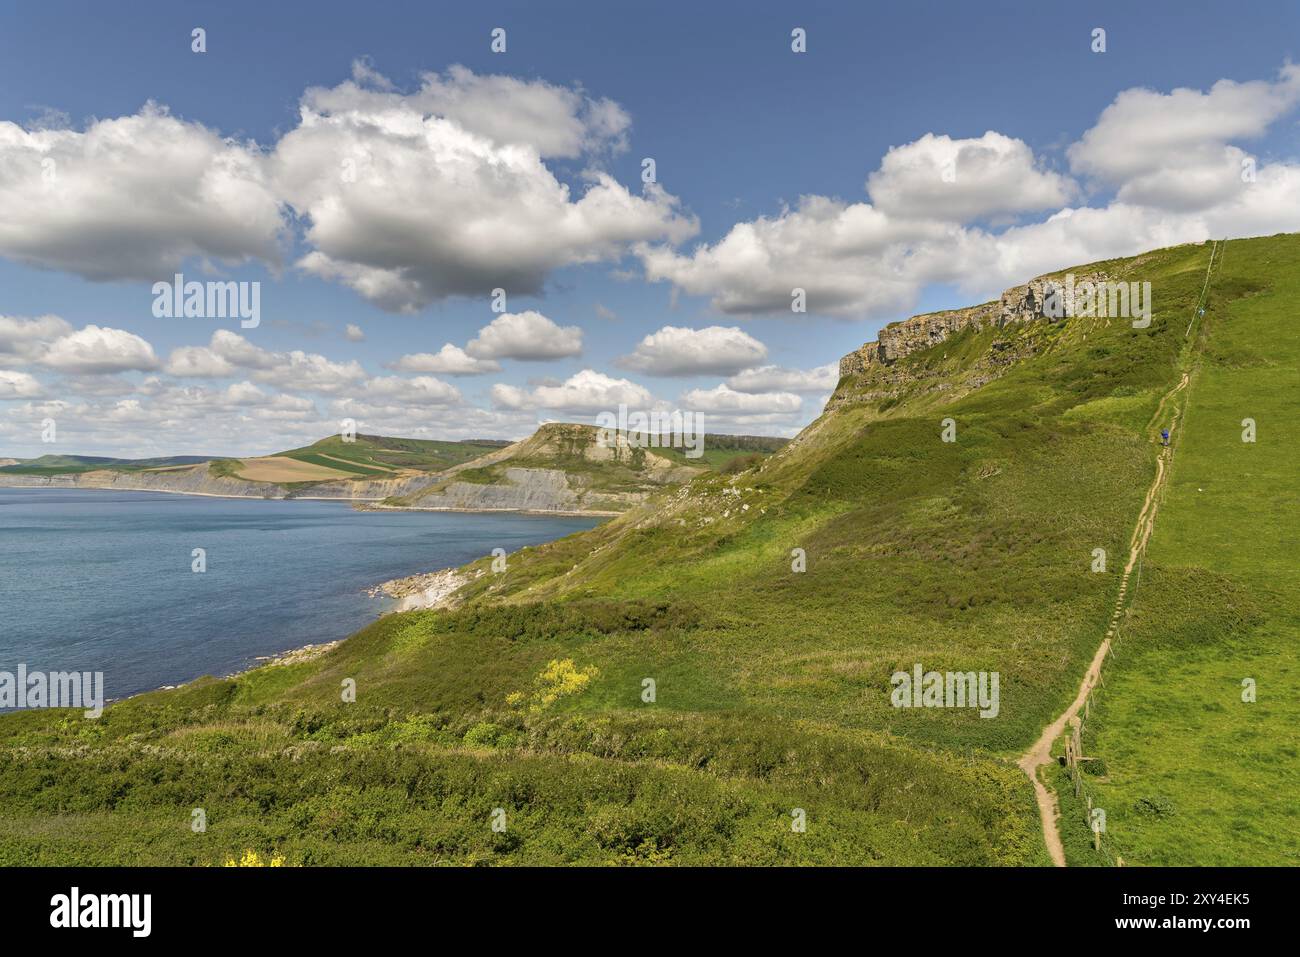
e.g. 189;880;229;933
389;422;704;515
839;270;1110;378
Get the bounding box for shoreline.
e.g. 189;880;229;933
356;501;622;518
0;482;622;515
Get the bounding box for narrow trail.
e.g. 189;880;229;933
1017;370;1191;866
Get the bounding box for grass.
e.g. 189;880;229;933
276;434;509;474
0;236;1293;866
1061;234;1300;866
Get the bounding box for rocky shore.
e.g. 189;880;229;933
366;567;478;612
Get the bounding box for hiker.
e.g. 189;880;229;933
1160;428;1170;447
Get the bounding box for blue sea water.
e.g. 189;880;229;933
0;489;601;700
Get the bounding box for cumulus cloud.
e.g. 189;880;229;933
491;369;653;413
252;350;366;394
0;315;72;364
162;330;363;393
388;343;501;375
0;370;43;398
0;104;284;281
1068;65;1300;213
680;383;801;416
273;66;696;311
344;323;365;342
725;363;837;394
642;64;1300;319
0;65;694;313
616;325;767;377
1069;64;1300;185
40;325;159;374
465;311;583;361
640;195;940;317
308;62;631;160
361;374;461;406
163;344;235;378
867;132;1074;221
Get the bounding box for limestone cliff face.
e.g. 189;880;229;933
395;423;703;515
838;270;1109;378
393;467;645;515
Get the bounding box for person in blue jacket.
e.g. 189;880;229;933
1160;428;1170;446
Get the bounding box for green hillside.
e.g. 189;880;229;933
0;235;1293;866
1052;236;1300;866
274;434;511;474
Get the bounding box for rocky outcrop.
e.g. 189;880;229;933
838;270;1109;377
367;567;479;612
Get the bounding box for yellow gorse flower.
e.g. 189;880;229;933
222;849;287;867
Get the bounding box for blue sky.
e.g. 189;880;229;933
1;0;1298;456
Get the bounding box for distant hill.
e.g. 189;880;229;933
0;429;787;513
0;454;214;475
273;433;512;474
386;422;715;514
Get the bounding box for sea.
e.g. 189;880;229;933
0;488;601;701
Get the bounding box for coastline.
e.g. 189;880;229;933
356;501;622;518
0;481;622;515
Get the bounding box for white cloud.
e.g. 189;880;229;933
307;62;631;160
680;383;801;416
253;350;366;394
642;64;1300;319
344;323;365;342
617;325;767;376
40;325;159;374
362;374;461;406
488;383;533;411
162;330;363;394
726;363;837;393
492;369;654;413
867;132;1074;221
465;311;583;361
0;104;284;281
389;343;501;375
207;329;278;369
0;66;694;312
640;194;939;317
0;370;43;398
164;344;235;378
1069;64;1300;186
273;67;697;311
0;315;72;365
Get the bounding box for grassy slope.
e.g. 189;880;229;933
0;237;1289;866
275;434;507;475
397;428;783;503
1056;237;1300;866
395;424;702;502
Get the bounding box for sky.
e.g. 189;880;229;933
1;0;1298;457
